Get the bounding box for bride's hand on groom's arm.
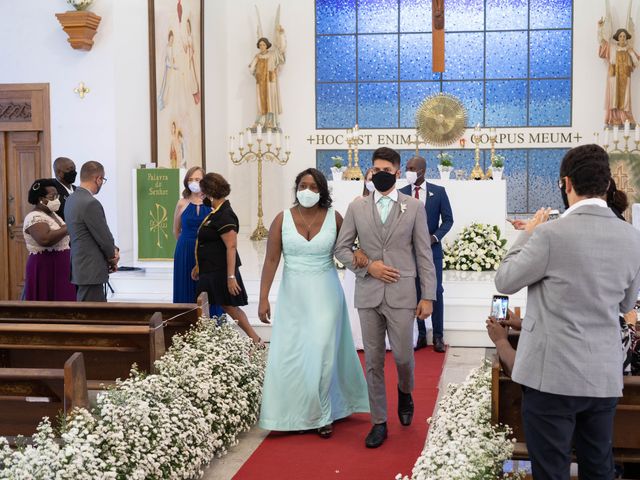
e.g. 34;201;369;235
352;249;369;268
416;300;433;320
367;260;400;283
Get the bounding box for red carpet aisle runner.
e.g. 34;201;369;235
234;349;445;480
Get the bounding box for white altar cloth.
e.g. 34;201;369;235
330;179;507;245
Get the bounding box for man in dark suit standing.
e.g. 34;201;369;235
64;161;119;302
52;157;77;221
400;156;453;352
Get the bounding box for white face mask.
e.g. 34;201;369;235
405;171;418;185
365;180;376;192
44;198;61;212
188;182;201;193
296;188;320;208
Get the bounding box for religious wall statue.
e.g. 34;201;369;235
250;6;286;130
598;0;640;125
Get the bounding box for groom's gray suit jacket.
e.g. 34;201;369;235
335;191;437;307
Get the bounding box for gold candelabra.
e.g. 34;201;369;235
343;125;364;180
600;124;640;154
413;133;427;156
470;126;484;180
485;128;497;179
229;127;290;241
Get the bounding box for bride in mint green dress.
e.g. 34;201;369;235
258;168;369;437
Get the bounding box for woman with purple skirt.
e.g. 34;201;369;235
22;179;76;301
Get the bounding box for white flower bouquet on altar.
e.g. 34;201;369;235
443;223;507;271
0;317;266;479
397;364;524;480
67;0;94;11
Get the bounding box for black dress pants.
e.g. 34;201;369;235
521;386;617;480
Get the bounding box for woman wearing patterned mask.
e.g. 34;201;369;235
258;168;369;438
22;179;75;301
172;167;222;317
362;167;375;197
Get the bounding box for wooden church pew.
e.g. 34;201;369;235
491;356;640;464
0;313;166;389
0;352;89;437
0;292;209;350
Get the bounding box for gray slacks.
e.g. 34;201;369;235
358;301;416;424
76;284;107;302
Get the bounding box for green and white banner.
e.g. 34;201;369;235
136;169;180;260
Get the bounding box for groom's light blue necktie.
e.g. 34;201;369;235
377;195;392;224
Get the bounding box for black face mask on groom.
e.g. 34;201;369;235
372;171;397;192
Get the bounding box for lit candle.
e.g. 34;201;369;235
603;127;610;146
246;128;253;145
285;135;291;152
266;129;272;145
475;123;480;134
625;120;630;137
228;135;234;152
613;125;619;142
276;131;281;148
238;131;245;149
636;124;640;142
256;124;262;141
347;129;353;141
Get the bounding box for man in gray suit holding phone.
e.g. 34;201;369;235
495;144;640;480
335;147;436;449
65;161;119;302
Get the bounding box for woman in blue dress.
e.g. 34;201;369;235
172;167;223;315
258;168;369;438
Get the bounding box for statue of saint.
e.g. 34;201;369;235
250;8;286;130
598;2;640;125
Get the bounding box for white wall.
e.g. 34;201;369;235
1;0;631;261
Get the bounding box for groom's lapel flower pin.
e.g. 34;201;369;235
428;191;434;197
400;201;407;214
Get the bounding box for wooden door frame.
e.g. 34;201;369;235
0;83;51;299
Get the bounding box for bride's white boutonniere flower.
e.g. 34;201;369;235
400;201;407;214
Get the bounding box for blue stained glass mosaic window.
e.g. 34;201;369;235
316;147;568;214
358;35;398;81
316;36;356;82
316;0;573;128
358;82;399;127
358;0;398;33
316;0;356;34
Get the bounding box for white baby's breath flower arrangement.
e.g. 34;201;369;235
0;316;266;479
397;363;524;480
67;0;94;11
443;223;507;271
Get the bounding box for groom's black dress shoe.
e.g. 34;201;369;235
433;336;446;353
414;335;427;351
365;422;388;448
398;387;414;426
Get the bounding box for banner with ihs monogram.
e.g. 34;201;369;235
136;169;180;260
609;153;640;223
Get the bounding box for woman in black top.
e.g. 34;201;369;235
192;173;263;345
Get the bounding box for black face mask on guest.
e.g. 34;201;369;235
63;170;77;185
372;171;397;192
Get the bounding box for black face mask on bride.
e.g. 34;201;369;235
371;171;397;192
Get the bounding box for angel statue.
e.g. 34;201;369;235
249;5;286;130
598;0;640;125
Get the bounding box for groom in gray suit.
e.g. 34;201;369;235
495;144;640;479
65;161;119;302
335;147;436;448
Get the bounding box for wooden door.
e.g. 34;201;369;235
0;84;51;300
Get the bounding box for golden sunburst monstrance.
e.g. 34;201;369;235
416;93;468;147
